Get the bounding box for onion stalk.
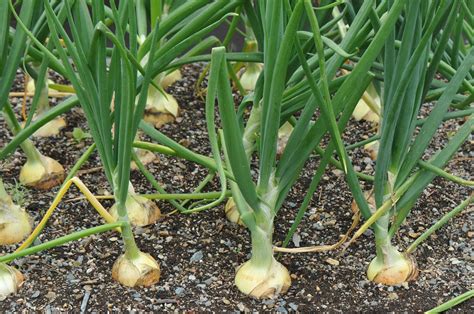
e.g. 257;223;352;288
25;63;66;137
0;263;24;301
224;122;292;226
0;178;32;245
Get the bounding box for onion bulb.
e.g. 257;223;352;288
27;115;66;137
367;248;418;285
239;63;263;92
26;75;66;137
130;148;158;171
352;83;381;123
112;252;160;287
19;154;65;190
277;122;293;158
364;140;379;160
224;198;244;226
0;264;24;301
143;73;180;128
143;88;179;128
130;133;158;170
235;257;291;298
0;198;32;245
110;192;161;227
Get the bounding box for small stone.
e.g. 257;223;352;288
387;292;398;300
314;222;324;231
237;302;246;311
46;291;56;301
467;231;474;238
263;299;275;306
289;303;298;311
326;258;340;266
364;229;373;236
222;297;230;305
325;219;337;226
190;251;203;262
31;291;40;299
175;287;185;296
292;233;301;247
188;274;196;281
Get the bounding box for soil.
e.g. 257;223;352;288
0;66;472;312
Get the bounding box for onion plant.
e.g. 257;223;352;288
24;62;67;137
349;1;474;285
203;0;411;298
33;0;163;286
134;0;232;128
0;1;65;190
136;0;181;128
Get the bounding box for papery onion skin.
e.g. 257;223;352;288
161;69;182;90
224;198;245;226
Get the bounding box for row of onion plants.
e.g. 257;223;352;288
1;0;472;306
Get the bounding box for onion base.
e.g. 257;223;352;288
112;252;160;287
19;155;65;190
235;258;291;298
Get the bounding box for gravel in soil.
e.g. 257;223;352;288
0;66;472;312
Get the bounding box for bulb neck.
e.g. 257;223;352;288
37;83;50;113
114;193;141;260
249;222;274;269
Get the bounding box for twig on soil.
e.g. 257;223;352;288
274;206;361;253
77;167;104;176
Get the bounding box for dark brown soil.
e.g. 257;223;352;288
0;66;472;312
